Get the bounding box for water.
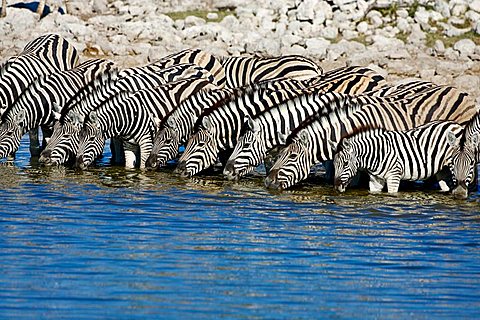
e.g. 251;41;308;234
1;137;480;319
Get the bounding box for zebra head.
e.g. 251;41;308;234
448;132;478;200
333;138;358;193
175;116;218;178
0;109;27;158
145;117;181;170
264;129;312;190
224;116;265;180
75;111;105;170
39;118;82;166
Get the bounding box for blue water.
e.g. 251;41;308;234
1;136;480;319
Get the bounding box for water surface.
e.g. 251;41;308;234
1;137;479;319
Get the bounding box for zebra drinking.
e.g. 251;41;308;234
75;77;217;169
332;121;463;194
0;59;113;160
265;84;477;190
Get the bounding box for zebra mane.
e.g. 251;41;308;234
0;73;50;122
59;66;119;124
192;82;264;131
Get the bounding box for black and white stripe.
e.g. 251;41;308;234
448;112;480;199
265;84;477;189
75;77;217;169
333;121;463;193
224;66;388;180
219;54;322;88
0;59;112;159
174;78;313;177
39;62;216;166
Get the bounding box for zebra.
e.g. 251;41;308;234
447;112;480;199
75;77;217;170
144;87;235;170
332;121;463;194
0;59;114;159
219;54;322;88
223;66;388;180
39;62;217;166
174;77;316;177
144;76;314;171
0;33;79;155
264;84;477;190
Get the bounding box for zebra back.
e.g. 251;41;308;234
333;121;463;192
219;55;322;88
132;48;226;88
266;84;475;189
0;34;78;112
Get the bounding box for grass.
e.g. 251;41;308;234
164;9;235;23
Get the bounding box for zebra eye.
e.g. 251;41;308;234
88;136;96;142
289;153;298;160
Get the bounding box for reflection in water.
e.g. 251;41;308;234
0;136;479;319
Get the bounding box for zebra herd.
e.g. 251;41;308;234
1;34;480;199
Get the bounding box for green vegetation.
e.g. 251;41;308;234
164;9;235;23
425;30;480;47
377;2;399;19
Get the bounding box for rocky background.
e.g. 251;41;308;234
1;0;479;103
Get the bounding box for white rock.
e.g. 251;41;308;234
320;26;338;40
367;63;388;78
388;48;411;59
475;21;480;35
470;0;480;12
296;0;316;21
305;38;330;59
281;34;302;48
466;10;480;23
342;30;359;40
419;69;435;80
184;15;206;28
397;9;409;19
443;48;460;60
357;21;369;34
407;24;426;45
434;0;450;18
414;7;430;25
453;75;480;94
396;17;410;33
207;12;219;20
434;39;446;54
454;39;476;57
451;3;468;16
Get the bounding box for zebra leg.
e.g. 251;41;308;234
369;175;385;193
29;128;42;157
434;167;453;192
323;160;334;183
139;137;154;169
386;175;401;194
41;126;52;150
469;165;478;193
122;141;139;169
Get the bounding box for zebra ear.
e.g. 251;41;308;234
202;116;212;129
469;133;479;148
447;131;459;147
167;116;176;127
69;110;85;127
152;116;162;129
328;139;338;151
89;111;100;128
298;130;309;146
245;116;260;133
52;102;61;120
15;109;26;126
278;132;288;145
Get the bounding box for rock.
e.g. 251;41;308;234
296;0;316;21
207;12;219;20
320;26;338;40
444;47;460;60
184;15;206;28
366;10;383;27
386;60;418;76
419;69;435;80
454;39;476;57
407;24;426;45
453;75;480;94
434;40;446;55
414;7;430;26
434;0;451;18
451;3;468;16
366;63;388;78
305;38;330;59
470;0;480;13
396;17;410;33
388;48;411;59
475;21;480;35
357;21;368;34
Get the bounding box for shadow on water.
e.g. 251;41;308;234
1;136;480;319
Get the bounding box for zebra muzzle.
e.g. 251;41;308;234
223;160;237;180
75;155;87;170
145;154;158;170
38;149;51;164
452;183;468;200
265;170;282;190
175;161;191;178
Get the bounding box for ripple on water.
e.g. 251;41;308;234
0;136;479;319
